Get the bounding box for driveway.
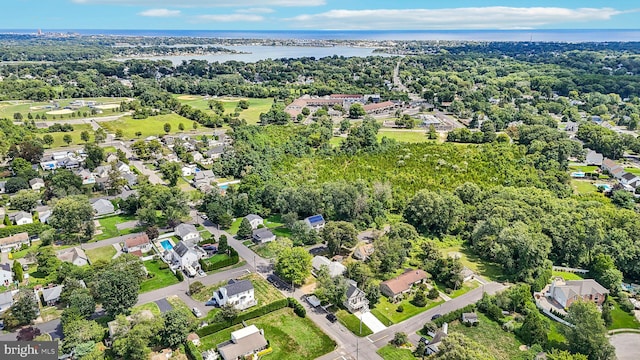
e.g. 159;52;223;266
356;311;387;334
610;333;640;360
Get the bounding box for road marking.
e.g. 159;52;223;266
370;334;389;343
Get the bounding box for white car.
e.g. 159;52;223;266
192;307;203;318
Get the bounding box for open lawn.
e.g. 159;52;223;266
252;242;280;259
625;167;640;176
174;96;274;125
377;345;417;360
0;97;129;119
336;309;373;337
609;302;640;330
47;124;95;148
449;312;535;360
551;271;584;281
166;295;198;320
571;180;601;195
251;273;285;305
85;245;116;264
378;129;433;143
569;165;599;173
10;240;41;260
371;296;444;325
131;302;162;317
140;260;181;293
101;113;200;139
447;281;480;298
198;308;335;360
435;241;505;281
228;218;242;235
95;214;139;241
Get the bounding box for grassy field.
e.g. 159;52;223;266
101;113;199;139
140;260;181;293
449;312;535;360
174;96;274;125
10;240;41;260
551;271;584;281
371;296;444;325
0;97;129;119
625;167;640;176
131;302;162;317
435;241;505;281
378;129;433;143
198;308;335;360
571;179;601;195
252;242;280;259
47;124;95;148
568;165;600;173
95;214;139;240
609;302;640;330
447;281;480;298
377;345;417;360
336;309;373;336
252;273;286;305
85;245;116;264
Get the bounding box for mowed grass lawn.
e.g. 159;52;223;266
0;97;129;119
198;308;335;360
101;113;199;139
571;179;600;195
436;242;505;281
336;309;373;337
377;129;432;143
449;312;535;360
94;214;139;241
140;260;181;293
551;271;584;281
609;301;640;330
85;245;116;264
371;296;444;325
174;96;274;125
377;345;417;360
47;124;95;148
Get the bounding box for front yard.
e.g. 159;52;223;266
85;245;117;264
335;309;373;337
377;345;417;360
371;296;444;325
609;301;640;330
95;214;140;241
140;260;181;293
198;308;335;360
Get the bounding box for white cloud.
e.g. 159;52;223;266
236;8;275;14
195;14;265;22
138;8;181;17
287;7;628;30
72;0;324;7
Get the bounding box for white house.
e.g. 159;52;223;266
182;166;195;177
29;178;45;191
211;279;257;311
171;242;204;276
0;233;29;253
0;263;13;286
585;150;604;166
304;214;326;231
174;223;201;244
245;214;264;229
190;151;204;163
217;325;268;360
78;169;96;185
344;281;369;313
0;291;14;313
621;172;640;187
106;153;119;164
123;233;152;254
10;211;33;225
116;161;131;174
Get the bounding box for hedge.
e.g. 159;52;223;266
185;341;203;360
287;298;306;318
433;304;476;327
199;249;239;272
197;298;289;337
0;223;50;238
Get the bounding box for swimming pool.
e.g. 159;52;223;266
595;184;611;191
160;239;173;251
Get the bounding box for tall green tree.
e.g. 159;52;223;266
12;260;24;283
321;221;358;256
404;190;463;235
83;143;104;170
160;309;191;348
237;217;254;240
275;247;312;286
48;195;95;242
94;269;140;316
160;161;181;187
10;289;39;325
349;103;366;118
562;300;615;360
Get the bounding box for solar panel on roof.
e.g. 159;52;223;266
309;215;324;223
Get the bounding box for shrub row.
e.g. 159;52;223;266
199;249;239;272
1;223;50;238
184;341;203;360
287;298;306;318
197;298;289;337
433;304;476;327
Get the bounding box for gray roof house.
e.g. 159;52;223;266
586;150;604;166
312;256;346;278
194;170;215;185
252;228;275;244
344;280;369;313
38;209;52;224
174;223;201;244
245;214;264;229
91;199;115;217
217;325;268;360
29;178;45;190
171;242;204;276
212;279;257;311
0;291;14;313
41;285;63;306
10;211;33;225
56;247;89;267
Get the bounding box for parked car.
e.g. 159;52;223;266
431;314;442;320
326;313;338;323
192;307;202;317
205;299;217;307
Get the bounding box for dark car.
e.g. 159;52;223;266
431;314;442;320
326;314;338;323
419;337;429;344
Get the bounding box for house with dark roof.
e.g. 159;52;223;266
546;279;609;308
252;228;275;244
41;285;63;306
343;280;369;313
206;145;225;160
0;263;13;286
621;172;640;187
304;214;325;231
170;242;204;277
425;323;448;356
123;233;152;254
212;279;257;310
174;223;201;244
217;325;268;360
380;269;429;301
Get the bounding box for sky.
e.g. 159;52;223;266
2;0;639;30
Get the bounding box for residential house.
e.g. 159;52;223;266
122;172;138;187
10;211;33;225
0;181;5;194
312;256;346;278
0;291;14;313
91;198;115;217
194;170;215;186
565;122;579;132
40;159;58;171
41;285;63;306
353;243;374;261
252;228;275;244
0;263;13;286
211;279;257;310
78;169;96;185
206;146;225;160
304;214;326;231
586;150;604;166
190;151;204;163
343;280;369;313
546;278;609;308
174;223;201;244
461;312;479;325
187;333;201;347
29;178;45;191
0;233;29;253
621;172;640;187
93;165;111;179
182;166;195;177
602;158;624;177
425;323;448;356
106;153;119;164
380;269;429;301
245;214;264;229
116;161;131;174
123;233;152;254
56;247;89;267
38;209;52;224
171;242;204;277
216;325;268;360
